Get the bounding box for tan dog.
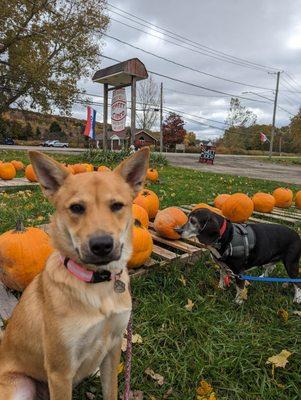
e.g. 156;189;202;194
0;148;149;400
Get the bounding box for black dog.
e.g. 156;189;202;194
178;208;301;304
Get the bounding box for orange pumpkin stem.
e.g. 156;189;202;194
14;220;26;233
134;218;142;228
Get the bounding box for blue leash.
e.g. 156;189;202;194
239;275;301;283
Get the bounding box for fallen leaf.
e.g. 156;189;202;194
292;310;301;317
132;333;143;344
277;308;289;322
117;362;124;375
266;350;292;368
145;368;164;386
179;275;187;286
121;390;144;400
163;387;173;398
121;337;127;352
240;287;248;301
185;299;195;311
196;379;217;400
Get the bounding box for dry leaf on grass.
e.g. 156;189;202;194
266;349;292;368
292;310;301;317
277;308;289;322
145;368;164;386
196;379;217;400
179;275;187;286
121;333;143;352
239;287;248;301
163;387;173;398
117;362;124;375
185;299;195;311
120;390;144;400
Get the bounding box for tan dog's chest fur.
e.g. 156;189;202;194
0;148;149;400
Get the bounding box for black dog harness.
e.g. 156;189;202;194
217;223;256;263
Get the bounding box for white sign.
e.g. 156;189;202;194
111;88;127;132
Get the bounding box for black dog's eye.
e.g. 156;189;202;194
70;204;85;214
111;202;124;212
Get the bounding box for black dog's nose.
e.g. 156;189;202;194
89;235;114;257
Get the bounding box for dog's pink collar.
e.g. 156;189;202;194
60;256;122;283
220;219;227;236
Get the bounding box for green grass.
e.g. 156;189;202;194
0;150;301;399
256;156;301;166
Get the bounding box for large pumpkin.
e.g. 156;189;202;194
98;165;111;172
73;164;87;174
252;192;275;213
192;203;223;216
132;204;149;228
147;168;159;182
25;164;37;182
0;221;54;291
295;191;301;209
154;207;188;240
214;194;231;210
273;188;293;208
222;193;254;223
0;162;16;180
127;219;153;268
11;160;24;171
134;189;160;219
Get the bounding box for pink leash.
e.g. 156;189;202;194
123;313;133;400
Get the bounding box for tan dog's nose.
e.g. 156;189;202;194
89;235;114;257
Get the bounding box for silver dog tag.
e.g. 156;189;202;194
114;279;126;293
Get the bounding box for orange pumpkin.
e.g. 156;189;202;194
83;163;94;172
295;191;301;209
134;189;160;219
0;162;16;180
64;164;75;174
11;160;24;171
272;188;293;208
132;204;149;228
127;219;153;268
154;207;188;240
73;163;87;174
0;221;54;291
192;203;223;216
147;168;159;182
222;193;254;223
25;164;37;182
214;194;231;210
252;193;275;213
98;165;111;172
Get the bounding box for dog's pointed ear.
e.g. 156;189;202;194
114;147;150;196
29;151;69;198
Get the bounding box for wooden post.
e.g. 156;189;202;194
160;82;163;153
103;83;108;150
131;76;137;145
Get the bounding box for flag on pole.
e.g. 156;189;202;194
84;106;96;139
259;132;270;143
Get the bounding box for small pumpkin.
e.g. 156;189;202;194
73;163;87;174
64;164;75;174
0;221;54;291
0;162;16;180
222;193;254;223
272;188;293;208
154;207;188;240
25;164;37;182
295;191;301;209
192;203;223;216
132;204;149;228
252;193;275;213
83;163;94;172
11;160;24;171
134;189;160;219
98;165;111;172
127;219;153;268
214;194;231;210
147;168;159;182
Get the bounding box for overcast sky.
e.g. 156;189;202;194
73;0;301;139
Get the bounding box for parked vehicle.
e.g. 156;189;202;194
43;140;69;148
1;137;15;145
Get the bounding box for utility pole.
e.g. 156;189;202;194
269;71;281;158
160;82;163;153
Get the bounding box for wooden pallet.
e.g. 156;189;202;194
0;178;38;191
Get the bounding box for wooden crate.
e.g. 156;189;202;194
0;178;37;191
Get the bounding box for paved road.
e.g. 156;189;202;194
165;153;301;185
1;146;300;185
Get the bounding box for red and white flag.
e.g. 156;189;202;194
259;132;269;143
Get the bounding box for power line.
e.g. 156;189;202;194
107;3;278;72
284;72;301;91
103;33;274;91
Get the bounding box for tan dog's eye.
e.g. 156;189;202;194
111;202;124;212
70;204;85;214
